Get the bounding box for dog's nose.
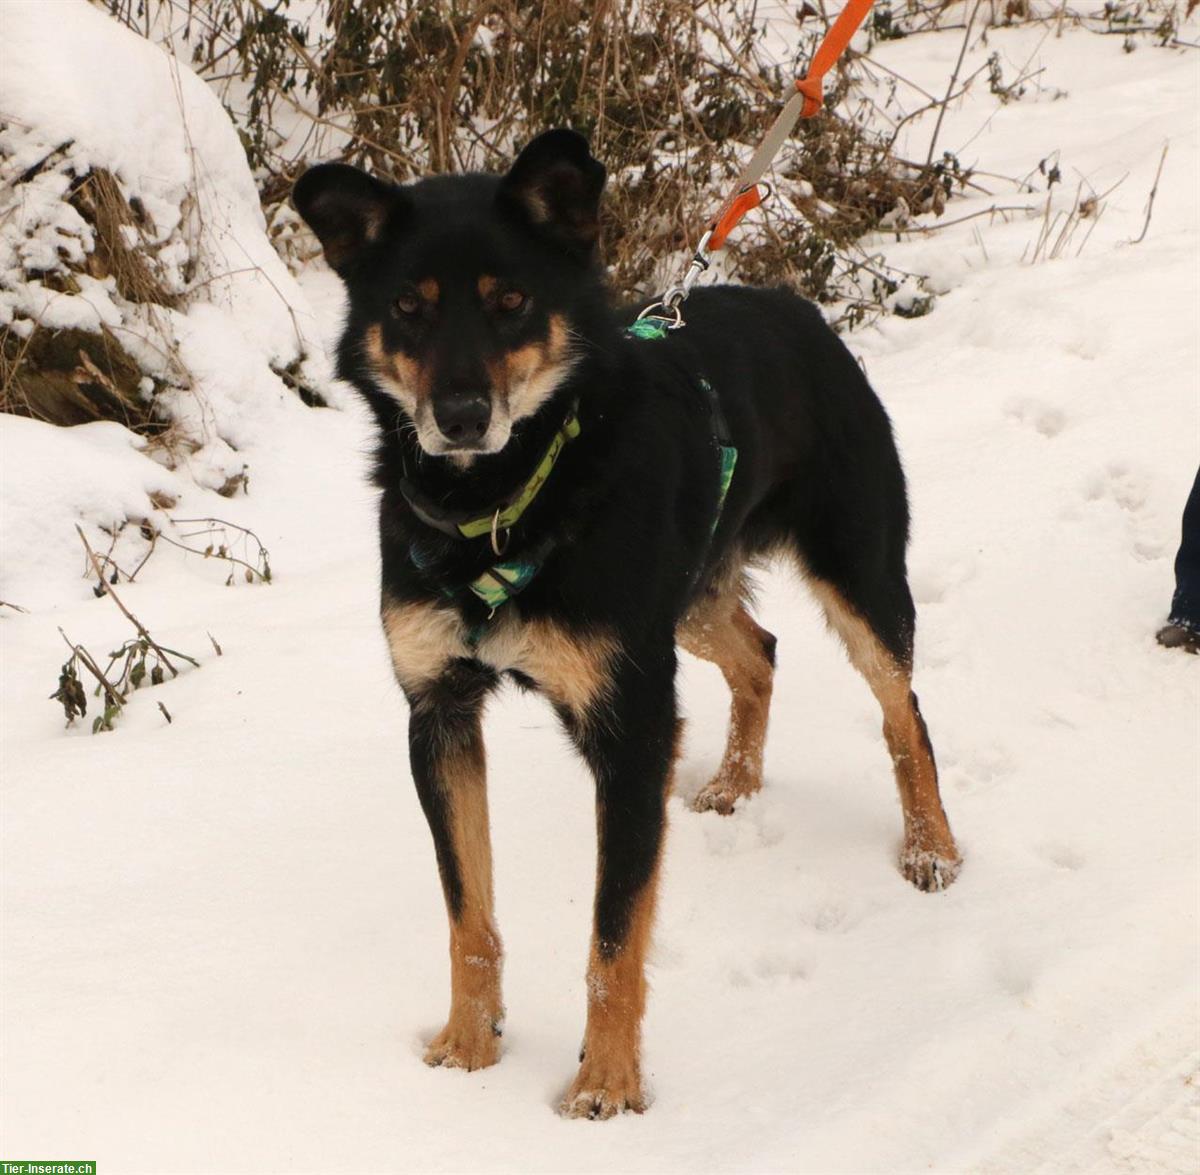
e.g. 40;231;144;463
434;394;491;445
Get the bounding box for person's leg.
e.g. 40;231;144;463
1158;467;1200;652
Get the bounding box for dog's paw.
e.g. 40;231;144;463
900;845;962;892
692;785;737;815
559;1059;645;1120
423;1019;501;1072
691;776;758;815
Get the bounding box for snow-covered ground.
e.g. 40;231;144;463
2;6;1198;1173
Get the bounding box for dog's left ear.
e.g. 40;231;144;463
497;129;606;258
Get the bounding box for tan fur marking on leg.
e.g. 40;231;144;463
678;586;775;814
425;729;504;1071
475;615;616;719
560;879;657;1117
560;731;677;1119
808;580;961;889
381;598;468;692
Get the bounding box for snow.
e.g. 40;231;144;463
0;416;182;602
0;0;333;502
1;6;1198;1174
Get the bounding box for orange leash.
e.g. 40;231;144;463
795;0;877;117
641;0;875;325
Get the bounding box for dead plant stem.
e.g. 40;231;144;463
925;1;980;169
76;525;180;677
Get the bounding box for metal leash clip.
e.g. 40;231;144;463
628;0;876;330
636;230;713;330
638;178;773;329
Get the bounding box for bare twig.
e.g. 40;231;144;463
76;525;180;677
127;528;159;583
160;516;271;584
439;4;491;172
895;203;1038;234
1131;142;1169;245
925;1;980;169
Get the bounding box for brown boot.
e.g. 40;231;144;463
1156;622;1200;653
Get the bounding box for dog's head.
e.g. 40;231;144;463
294;130;606;459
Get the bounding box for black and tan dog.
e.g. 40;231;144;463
293;129;960;1119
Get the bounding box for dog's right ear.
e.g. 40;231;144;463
293;163;407;275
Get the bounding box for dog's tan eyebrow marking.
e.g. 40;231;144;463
477;275;498;299
417;277;439;304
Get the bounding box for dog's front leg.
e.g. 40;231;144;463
559;645;678;1119
406;663;504;1071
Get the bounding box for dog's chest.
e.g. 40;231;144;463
382;598;615;716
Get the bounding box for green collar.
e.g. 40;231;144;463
459;408;580;538
398;405;581;541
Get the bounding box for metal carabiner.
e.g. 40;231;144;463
635;299;684;329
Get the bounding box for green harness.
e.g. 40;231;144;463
629;314;738;536
403;317;738;628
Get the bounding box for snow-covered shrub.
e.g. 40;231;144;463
0;0;329;494
0;134;191;435
97;0;966;324
94;0;1190;329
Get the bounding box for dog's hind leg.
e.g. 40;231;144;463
404;659;505;1070
808;575;961;891
677;583;776;814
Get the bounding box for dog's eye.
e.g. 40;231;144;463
392;292;420;317
498;289;527;313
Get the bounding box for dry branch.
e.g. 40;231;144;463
1131;142;1169;245
76;524;181;677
